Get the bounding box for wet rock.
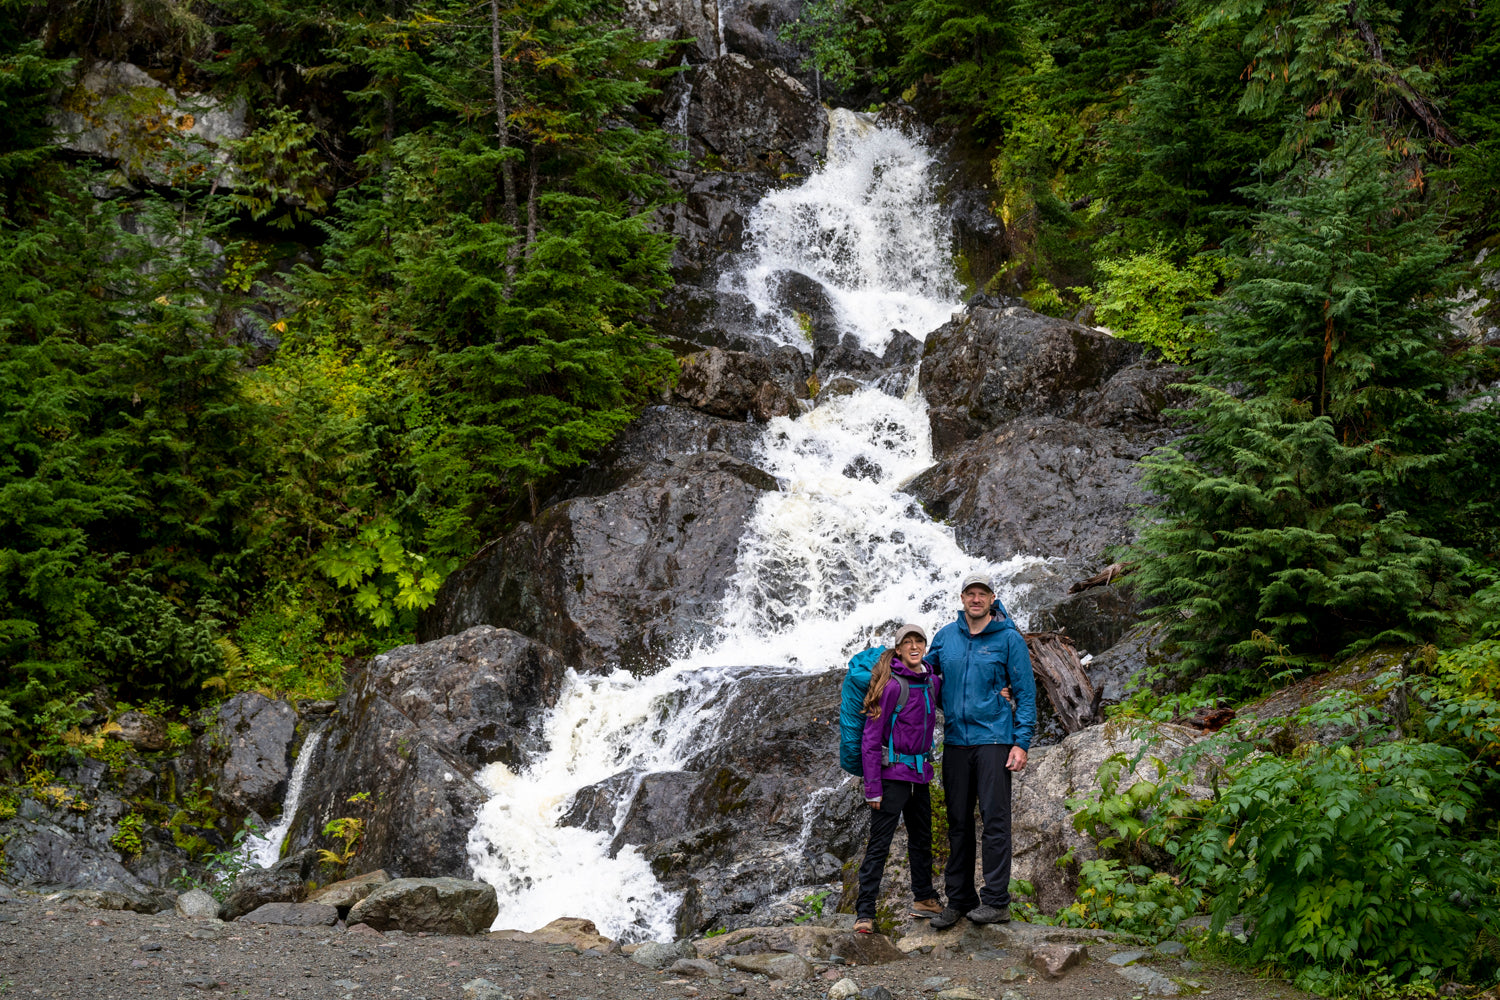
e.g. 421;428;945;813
1079;360;1189;435
766;271;839;363
908;416;1151;573
0;813;160;904
1116;964;1181;995
719;0;810;83
1012;722;1209;912
686;54;828;176
286;627;558;878
174;889;222;920
918;305;1145;455
306;870;391;916
1086;620;1177;705
1031;942;1087;977
630;939;698;969
575;405;766;477
657;169;769;286
212;693;298;826
347;877;499;936
420;452;778;674
110;711;167;752
238;902;339;926
671;347;808;422
490;917;615;953
1029;586;1143;657
222;864;304;921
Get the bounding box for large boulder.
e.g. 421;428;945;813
694;924;906;965
210;693;298;828
657;169;770;285
907;416;1151;572
420;451;779;673
1011;722;1208;913
1029;585;1143;659
686;54;828;176
621;0;721;63
348;877;500;935
222;852;310;920
285;627;566;878
918;305;1147;456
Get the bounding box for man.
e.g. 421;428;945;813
925;571;1036;928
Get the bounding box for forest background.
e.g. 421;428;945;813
1;0;1498;994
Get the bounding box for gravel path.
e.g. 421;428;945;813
0;893;1313;1000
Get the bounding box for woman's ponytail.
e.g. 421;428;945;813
862;649;897;717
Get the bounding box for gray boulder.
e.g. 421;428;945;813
284;629;540;879
1029;585;1143;658
420;451;778;673
306;869;391;916
204;692;297;832
622;0;720;62
222;862;304;921
656;169;770;285
908;416;1151;572
1085;620;1178;705
686;54;828;176
630;939;698;969
110;711;167;752
1011;722;1208;913
918;305;1146;456
348;877;499;936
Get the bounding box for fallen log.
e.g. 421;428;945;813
1067;561;1136;594
1023;630;1100;733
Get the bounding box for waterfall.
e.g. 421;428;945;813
465;122;1031;940
667;56;694;154
245;726;326;869
720;110;963;356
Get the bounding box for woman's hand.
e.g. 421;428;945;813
870;799;881;810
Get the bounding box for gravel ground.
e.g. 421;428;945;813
0;893;1315;1000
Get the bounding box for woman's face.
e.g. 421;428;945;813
896;635;926;668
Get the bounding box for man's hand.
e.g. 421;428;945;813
1006;746;1028;771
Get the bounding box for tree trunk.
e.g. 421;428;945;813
489;0;520;247
525;145;539;258
1024;631;1100;733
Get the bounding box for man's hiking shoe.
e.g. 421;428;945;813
853;918;875;934
930;906;963;930
909;898;943;919
966;904;1011;924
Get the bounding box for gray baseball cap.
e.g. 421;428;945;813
959;572;994;594
894;623;927;645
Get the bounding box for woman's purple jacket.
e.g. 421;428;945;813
860;658;942;800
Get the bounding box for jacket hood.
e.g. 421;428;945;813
891;658;932;682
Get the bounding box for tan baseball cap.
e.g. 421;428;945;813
959;572;994;594
894;623;928;645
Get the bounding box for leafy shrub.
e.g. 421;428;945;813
110;812;146;857
1053;857;1202;942
1075;242;1233;362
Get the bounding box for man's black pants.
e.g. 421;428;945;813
941;743;1013;911
855;779;936;918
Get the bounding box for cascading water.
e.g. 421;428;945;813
466;122;1038;940
721;109;963;355
245;726;326;869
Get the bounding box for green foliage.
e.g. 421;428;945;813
1053;858;1202;942
1076;243;1234;362
109;812;147;857
793;889;834;924
1073;683;1500;989
227;107;330;229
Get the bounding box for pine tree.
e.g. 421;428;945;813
1128;127;1473;689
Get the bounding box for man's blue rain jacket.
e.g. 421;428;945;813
926;610;1037;750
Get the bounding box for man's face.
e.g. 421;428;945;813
962;585;993;620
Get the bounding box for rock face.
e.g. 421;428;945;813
670;346;809;422
111;711;167;751
348;877;500;936
560;668;864;935
211;693;298;827
622;0;721;62
1028;585;1142;658
908;416;1150;571
687;54;828;176
420;451;778;673
1011;722;1208;913
286;627;566;879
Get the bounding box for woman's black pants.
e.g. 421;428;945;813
855;779;935;919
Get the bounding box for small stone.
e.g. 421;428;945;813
765;953;813;982
921;977;953;991
186;927;225;941
184;976;220;990
1031;943;1087;978
829;978;861;1000
131;959;150;968
331;981;359;990
997;967;1027;982
861;987;894;1000
727;988;746;997
347;922;383;936
934;988;988;1000
1002;992;1026;1000
1155;941;1188;957
140;942;162;951
1116;964;1180;996
461;978;510;1000
1107;950;1150;967
1178;960;1203;973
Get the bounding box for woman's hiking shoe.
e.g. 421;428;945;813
966;904;1011;924
929;906;964;930
853;918;875;934
909;898;943;919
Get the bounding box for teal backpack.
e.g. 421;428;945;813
839;646;886;775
